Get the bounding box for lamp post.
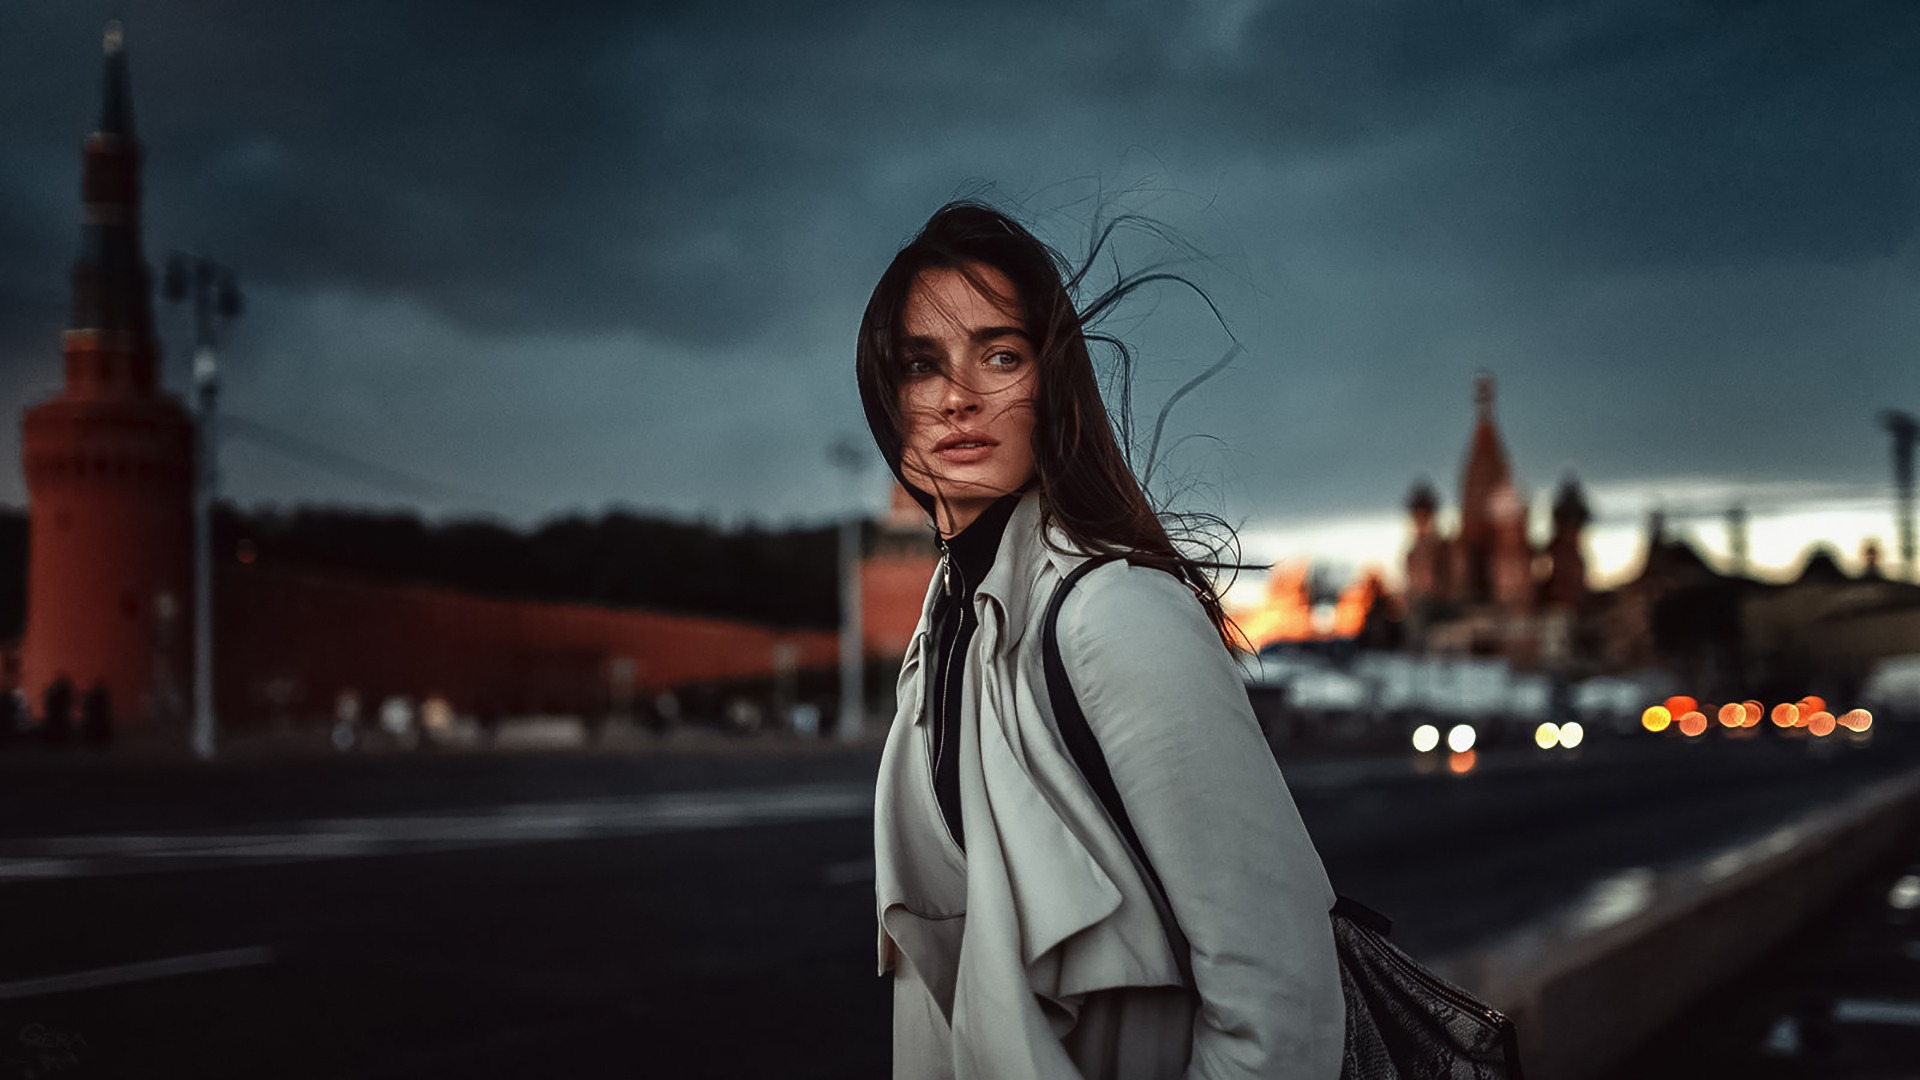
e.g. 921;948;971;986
1882;411;1918;582
827;435;871;741
163;252;241;760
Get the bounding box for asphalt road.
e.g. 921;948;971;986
3;726;1916;1079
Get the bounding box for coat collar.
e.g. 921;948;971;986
963;489;1086;658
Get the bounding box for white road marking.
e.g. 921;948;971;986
1832;998;1920;1027
0;782;873;881
0;946;276;1000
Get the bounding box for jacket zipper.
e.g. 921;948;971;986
931;540;959;777
925;542;966;854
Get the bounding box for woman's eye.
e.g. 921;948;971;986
987;350;1021;368
902;356;936;375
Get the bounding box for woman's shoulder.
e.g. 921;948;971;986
1049;556;1255;742
1053;556;1218;659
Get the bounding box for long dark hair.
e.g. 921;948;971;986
855;200;1257;654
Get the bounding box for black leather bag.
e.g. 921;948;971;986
1041;554;1525;1080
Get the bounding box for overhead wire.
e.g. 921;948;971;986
219;413;539;517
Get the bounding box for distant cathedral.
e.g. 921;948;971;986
1402;376;1591;663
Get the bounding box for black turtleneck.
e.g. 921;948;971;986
925;490;1023;852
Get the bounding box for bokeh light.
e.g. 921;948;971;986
1665;695;1698;718
1742;700;1763;727
1560;721;1585;748
1771;703;1800;728
1679;711;1708;737
1411;724;1440;753
1447;724;1477;753
1808;711;1836;737
1716;702;1745;728
1642;705;1672;733
1535;722;1561;749
1447;749;1477;775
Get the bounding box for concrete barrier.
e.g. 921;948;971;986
1431;764;1920;1080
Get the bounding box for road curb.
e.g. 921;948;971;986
1430;761;1920;1080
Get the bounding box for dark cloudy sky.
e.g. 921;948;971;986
1;1;1915;579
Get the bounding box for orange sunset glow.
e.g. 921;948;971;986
1230;563;1390;651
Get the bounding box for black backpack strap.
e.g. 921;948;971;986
1041;553;1175;906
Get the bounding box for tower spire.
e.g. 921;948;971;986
99;21;133;136
1457;371;1517;603
69;19;158;377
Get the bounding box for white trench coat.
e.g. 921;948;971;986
873;491;1344;1079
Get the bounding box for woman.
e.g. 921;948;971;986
859;202;1344;1079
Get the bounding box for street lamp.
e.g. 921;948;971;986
163;252;241;760
827;434;871;741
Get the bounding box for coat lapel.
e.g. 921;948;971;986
972;491;1085;660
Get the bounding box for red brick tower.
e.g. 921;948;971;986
20;24;197;729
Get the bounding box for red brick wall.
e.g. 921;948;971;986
215;560;838;726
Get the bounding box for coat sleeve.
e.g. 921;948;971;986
1056;564;1345;1079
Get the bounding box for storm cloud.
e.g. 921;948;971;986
0;0;1915;552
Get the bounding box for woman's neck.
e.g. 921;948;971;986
940;491;1023;590
935;485;1030;538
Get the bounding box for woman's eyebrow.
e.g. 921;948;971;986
900;326;1028;352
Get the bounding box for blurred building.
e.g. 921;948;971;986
1743;545;1920;697
1600;529;1920;704
1398;379;1920;698
861;482;938;659
11;28;838;735
1401;375;1591;668
18;27;196;730
216;559;839;726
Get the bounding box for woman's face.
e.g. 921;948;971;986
895;263;1039;537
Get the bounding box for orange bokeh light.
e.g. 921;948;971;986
1717;702;1745;727
1742;700;1763;727
1800;695;1827;716
1679;711;1709;737
1771;703;1800;727
1448;749;1478;774
1839;709;1874;732
1808;711;1836;737
1665;695;1698;718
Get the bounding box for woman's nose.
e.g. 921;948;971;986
940;378;980;415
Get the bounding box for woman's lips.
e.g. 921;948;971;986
933;442;995;463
